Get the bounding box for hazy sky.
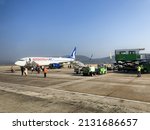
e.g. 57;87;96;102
0;0;150;62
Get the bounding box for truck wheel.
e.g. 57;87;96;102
90;72;92;76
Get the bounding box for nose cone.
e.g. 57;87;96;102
15;61;26;66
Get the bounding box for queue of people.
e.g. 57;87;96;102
20;66;48;78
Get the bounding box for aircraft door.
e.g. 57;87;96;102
26;58;32;66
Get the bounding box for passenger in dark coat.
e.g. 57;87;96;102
20;66;24;76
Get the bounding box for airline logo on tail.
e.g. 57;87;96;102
70;47;76;59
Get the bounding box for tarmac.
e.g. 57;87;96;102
0;66;150;112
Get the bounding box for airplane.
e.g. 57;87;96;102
15;47;76;68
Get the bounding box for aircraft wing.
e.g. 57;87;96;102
32;60;59;66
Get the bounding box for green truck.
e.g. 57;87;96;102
96;66;107;75
115;48;143;62
114;48;150;73
141;61;150;73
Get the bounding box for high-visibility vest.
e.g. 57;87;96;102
137;66;141;71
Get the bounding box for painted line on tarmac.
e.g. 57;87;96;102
0;84;150;112
0;81;150;108
48;87;150;106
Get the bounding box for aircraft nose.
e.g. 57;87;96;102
15;61;26;66
15;61;21;66
15;61;19;66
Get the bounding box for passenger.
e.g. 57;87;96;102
31;67;34;73
11;66;15;73
43;67;48;78
41;66;44;71
24;67;28;76
137;65;142;77
37;64;40;74
20;66;24;76
68;64;71;68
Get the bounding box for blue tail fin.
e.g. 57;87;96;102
70;47;76;59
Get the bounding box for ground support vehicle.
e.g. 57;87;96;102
73;61;85;74
82;66;96;76
74;66;83;74
114;48;150;73
96;66;107;75
141;61;150;73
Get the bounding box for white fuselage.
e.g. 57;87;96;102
15;57;75;67
15;47;76;67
